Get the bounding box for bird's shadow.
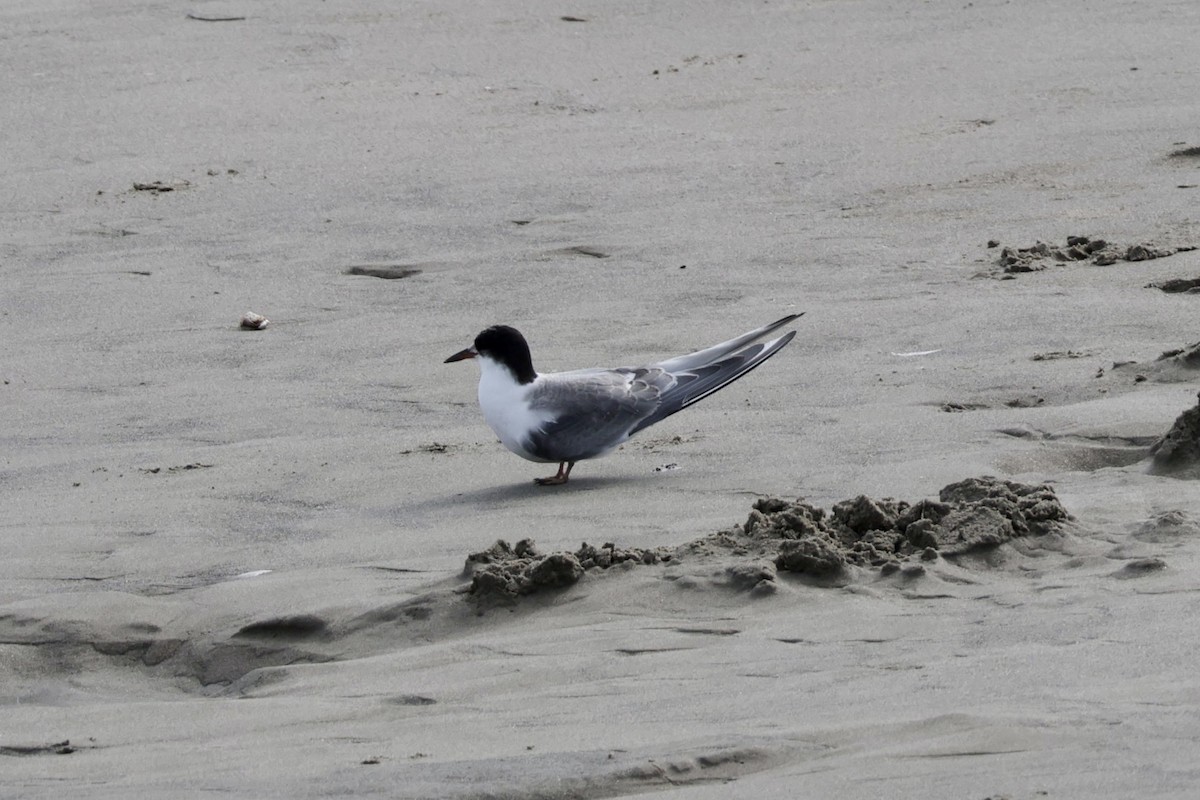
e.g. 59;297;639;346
444;474;635;506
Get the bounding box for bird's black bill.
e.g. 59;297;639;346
444;347;477;363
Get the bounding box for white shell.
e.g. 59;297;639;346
240;311;269;330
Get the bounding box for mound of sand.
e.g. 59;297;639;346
1153;342;1200;372
1110;341;1200;384
464;477;1074;603
1150;391;1200;476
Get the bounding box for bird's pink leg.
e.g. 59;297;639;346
534;461;575;486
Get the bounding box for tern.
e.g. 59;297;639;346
444;313;802;485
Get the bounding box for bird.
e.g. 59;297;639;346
444;313;803;485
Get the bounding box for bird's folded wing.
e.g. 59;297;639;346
630;331;796;436
525;368;672;461
651;313;802;374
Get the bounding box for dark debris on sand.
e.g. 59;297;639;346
993;236;1195;275
463;477;1074;604
1148;276;1200;294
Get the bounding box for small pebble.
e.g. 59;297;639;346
240;311;269;330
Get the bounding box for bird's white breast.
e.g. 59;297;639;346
477;357;556;463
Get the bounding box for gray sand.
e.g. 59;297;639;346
4;1;1200;798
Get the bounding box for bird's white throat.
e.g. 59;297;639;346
476;355;555;463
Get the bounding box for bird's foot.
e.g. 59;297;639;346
534;461;574;486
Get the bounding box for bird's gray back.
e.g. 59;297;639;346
524;367;673;462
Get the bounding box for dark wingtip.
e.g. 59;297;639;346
765;312;804;332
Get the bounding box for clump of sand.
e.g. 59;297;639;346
464;477;1074;603
992;236;1195;274
1150;391;1200;476
693;476;1072;585
463;539;590;601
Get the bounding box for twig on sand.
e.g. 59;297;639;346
185;13;247;22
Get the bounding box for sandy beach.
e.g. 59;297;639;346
4;1;1200;797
